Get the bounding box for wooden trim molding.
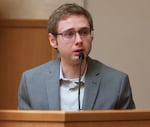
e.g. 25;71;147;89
0;19;48;28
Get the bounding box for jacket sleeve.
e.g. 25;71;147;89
18;73;32;110
116;74;136;109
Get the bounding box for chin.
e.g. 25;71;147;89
72;56;80;63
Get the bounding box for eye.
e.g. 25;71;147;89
64;30;75;38
79;28;90;36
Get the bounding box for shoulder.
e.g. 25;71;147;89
23;58;60;76
87;57;128;78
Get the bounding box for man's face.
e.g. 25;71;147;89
51;15;93;64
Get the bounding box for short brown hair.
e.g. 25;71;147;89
48;3;94;35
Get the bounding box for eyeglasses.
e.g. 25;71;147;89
54;27;93;42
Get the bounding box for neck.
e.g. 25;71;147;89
61;59;86;79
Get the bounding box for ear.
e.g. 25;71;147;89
48;33;58;49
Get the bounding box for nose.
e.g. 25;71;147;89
74;32;82;44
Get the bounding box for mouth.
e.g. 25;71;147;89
73;49;84;55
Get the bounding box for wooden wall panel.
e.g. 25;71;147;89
0;20;56;109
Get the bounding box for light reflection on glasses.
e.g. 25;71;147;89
54;27;93;42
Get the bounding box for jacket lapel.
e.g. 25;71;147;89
82;58;102;110
45;59;61;110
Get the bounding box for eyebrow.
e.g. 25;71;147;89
60;26;90;33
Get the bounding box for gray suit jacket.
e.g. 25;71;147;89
18;57;135;110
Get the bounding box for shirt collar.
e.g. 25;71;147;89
59;64;87;83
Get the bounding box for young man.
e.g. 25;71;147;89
18;3;135;110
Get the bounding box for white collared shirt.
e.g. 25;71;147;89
59;64;87;111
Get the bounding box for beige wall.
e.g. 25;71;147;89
0;0;150;109
0;0;84;19
87;0;150;109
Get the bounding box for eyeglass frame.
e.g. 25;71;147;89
52;27;94;42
